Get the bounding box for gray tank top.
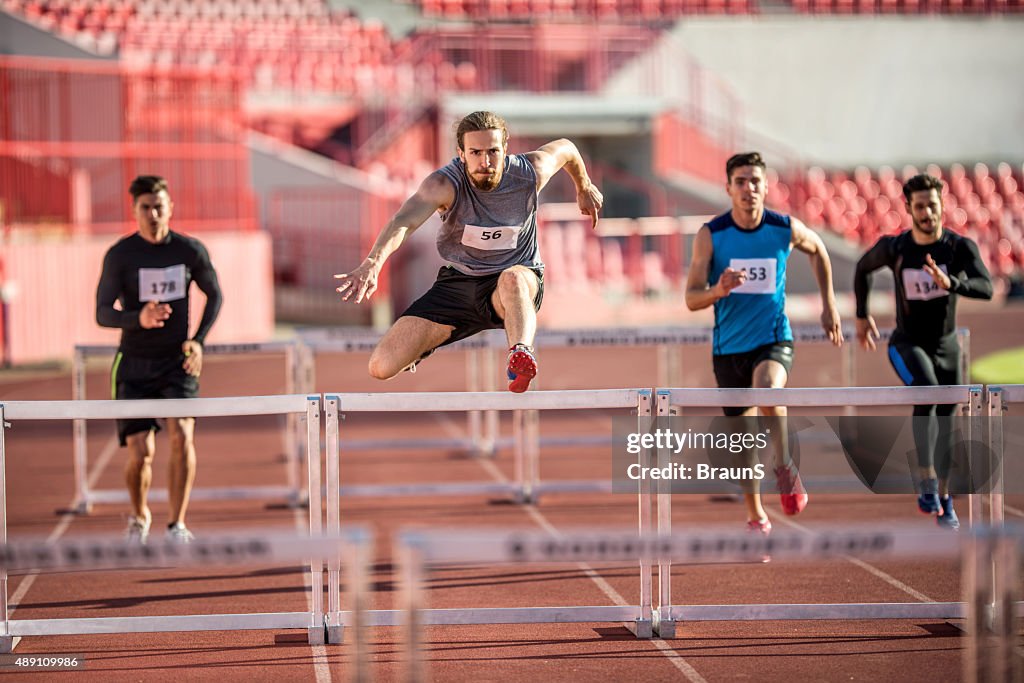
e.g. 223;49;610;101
435;153;543;276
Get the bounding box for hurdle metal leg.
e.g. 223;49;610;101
324;395;343;644
632;390;654;639
71;348;92;514
653;390;674;638
306;396;327;646
0;407;20;653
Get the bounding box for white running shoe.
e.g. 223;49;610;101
126;515;151;545
166;522;195;544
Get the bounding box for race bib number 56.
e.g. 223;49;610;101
461;224;521;251
728;258;776;295
139;264;186;302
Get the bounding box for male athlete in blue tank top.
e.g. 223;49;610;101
334;111;604;393
686;152;843;542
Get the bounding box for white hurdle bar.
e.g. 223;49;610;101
321;389;656;643
298;326;968;501
0;394;326;650
395;524;969;675
652;384;984;638
296;330;501;455
71;342;307;513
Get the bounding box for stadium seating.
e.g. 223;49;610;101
779;162;1024;277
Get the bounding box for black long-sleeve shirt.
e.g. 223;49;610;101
96;231;223;358
854;229;992;348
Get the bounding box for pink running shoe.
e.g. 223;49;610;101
775;464;808;516
746;517;772;563
506;344;538;393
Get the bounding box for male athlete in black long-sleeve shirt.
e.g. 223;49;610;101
854;173;992;529
95;175;223;544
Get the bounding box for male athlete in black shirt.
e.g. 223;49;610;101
96;175;223;543
854;173;992;529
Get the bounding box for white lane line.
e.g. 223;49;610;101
1004;504;1024;518
436;413;708;683
292;510;331;683
775;517;937;603
9;435;120;611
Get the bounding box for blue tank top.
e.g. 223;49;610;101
435;153;542;276
708;209;794;355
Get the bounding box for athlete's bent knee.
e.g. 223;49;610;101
367;355;400;381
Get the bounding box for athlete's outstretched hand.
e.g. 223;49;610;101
821;303;844;347
578;184;604;230
856;316;880;351
335;259;381;303
139;301;172;329
714;267;746;298
182;340;203;377
923;254;951;290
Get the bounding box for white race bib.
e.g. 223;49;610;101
461;224;521;251
139;264;186;302
728;258;776;294
902;267;949;301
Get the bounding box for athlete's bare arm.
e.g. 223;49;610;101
791;218;843;346
685;225;746;311
335;172;455;303
525;139;603;229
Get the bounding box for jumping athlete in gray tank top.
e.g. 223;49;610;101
334;111;603;393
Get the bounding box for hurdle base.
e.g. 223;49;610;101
0;636;21;653
307;625;326;646
73;499;93;515
326;624;344;645
654;616;676;639
624;618;652;639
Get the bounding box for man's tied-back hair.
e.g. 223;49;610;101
455;111;509;151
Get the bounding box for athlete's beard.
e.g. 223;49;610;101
466;166;501;191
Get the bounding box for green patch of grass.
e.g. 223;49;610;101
972;347;1024;385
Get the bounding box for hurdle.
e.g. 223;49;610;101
295;328;502;455
651;384;985;638
297;326;969;502
320;389;656;642
395;524;964;676
71;342;307;513
982;384;1022;527
0;394;329;650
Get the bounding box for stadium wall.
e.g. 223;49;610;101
0;231;273;365
662;16;1024;167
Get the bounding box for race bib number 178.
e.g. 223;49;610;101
139;264;186;302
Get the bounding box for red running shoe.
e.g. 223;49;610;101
506;344;538;393
775;464;808;516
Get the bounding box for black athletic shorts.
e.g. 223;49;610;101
887;331;961;387
111;352;198;446
712;341;795;417
400;265;545;349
